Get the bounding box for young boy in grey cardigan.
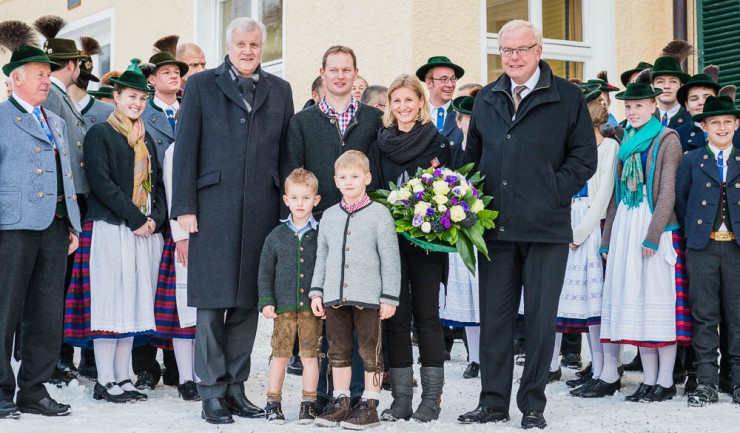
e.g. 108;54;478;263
310;151;401;429
258;169;323;424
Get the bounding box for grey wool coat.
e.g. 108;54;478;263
171;59;294;309
44;84;89;195
80;97;113;128
142;99;175;166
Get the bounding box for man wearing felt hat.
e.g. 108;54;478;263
652;41;694;130
34;15;93;386
0;20;80;419
417;56;464;146
675;94;740;407
459;20;596;429
67;36;113;133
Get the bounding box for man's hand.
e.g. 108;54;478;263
642;246;657;257
68;232;79;255
178;214;198;233
175;239;189;268
311;297;325;319
262;305;277;319
379;303;396;320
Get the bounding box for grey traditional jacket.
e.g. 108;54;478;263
44;83;89;195
309;201;401;308
0;98;81;233
80;96;113;128
142;98;175;166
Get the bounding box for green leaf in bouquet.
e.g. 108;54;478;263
455;232;477;275
476;209;497;221
456;163;475;177
481;196;493;206
388;181;398;190
395;220;413;231
465;227;489;261
468;171;482;184
440;226;458;245
369;190;389;201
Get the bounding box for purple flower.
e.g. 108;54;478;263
461;201;470;212
472;187;480;198
441;210;452;229
451;198;458;206
433;168;442;177
445;175;458;184
426;207;435;217
415;191;424;200
412;213;424;227
401;200;408;207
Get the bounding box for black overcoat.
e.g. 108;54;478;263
171;59;294;308
464;60;597;244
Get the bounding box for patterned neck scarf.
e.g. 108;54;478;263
107;108;152;214
617;116;662;209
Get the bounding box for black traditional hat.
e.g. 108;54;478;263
109;59;153;93
142;35;188;77
620;61;653;87
415;56;465;81
33;15;85;61
692;95;740;122
676;65;721;107
78;36;102;82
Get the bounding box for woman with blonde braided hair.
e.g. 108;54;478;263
63;59;167;404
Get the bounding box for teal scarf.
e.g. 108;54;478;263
617;117;661;208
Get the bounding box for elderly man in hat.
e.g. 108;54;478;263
172;16;293;424
458;20;596;429
0;20;81;419
676;94;740;407
417;56;464;146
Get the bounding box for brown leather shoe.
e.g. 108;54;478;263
313;395;350;427
340;399;380;430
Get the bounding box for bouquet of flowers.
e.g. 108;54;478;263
370;163;497;274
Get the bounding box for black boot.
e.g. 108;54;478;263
380;367;413;421
580;379;620;398
411;366;443;422
201;398;234;424
77;349;97;380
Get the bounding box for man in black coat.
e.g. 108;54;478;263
458;20;596;429
171;17;293;425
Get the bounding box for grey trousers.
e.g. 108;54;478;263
686;241;740;387
478;240;568;414
194;307;259;400
0;219;68;402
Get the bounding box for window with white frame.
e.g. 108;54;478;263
57;8;114;90
196;0;284;77
484;0;615;84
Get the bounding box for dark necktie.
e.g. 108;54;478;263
165;108;176;132
661;113;668;126
513;85;527;112
239;77;256;112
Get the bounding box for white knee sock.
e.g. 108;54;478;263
551;333;562;372
465;326;480;364
657;345;677;388
588;325;604;380
599;342;620;383
640;347;659;386
94;338;124;395
114;337;135;391
173;338;195;384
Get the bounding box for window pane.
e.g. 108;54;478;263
259;0;282;62
487;54;504;83
546;59;583;81
542;0;583;41
486;0;528;34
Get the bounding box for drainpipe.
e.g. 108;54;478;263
673;0;688;70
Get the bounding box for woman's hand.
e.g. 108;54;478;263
569;243;579;250
642;246;657;257
68;232;79;255
175;239;189;268
178;214;198;233
134;222;151;237
146;217;156;234
601;252;608;260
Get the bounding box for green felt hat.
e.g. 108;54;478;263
87;85;114;99
43;38;85;61
78;56;99;82
585;79;619;93
415;56;465;81
147;52;189;77
451;95;474;115
615;82;663;100
108;59;154;93
651;56;691;83
676;73;721;107
2;45;61;76
580;83;603;103
692;95;740;122
620;61;653;87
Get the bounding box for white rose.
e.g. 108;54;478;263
414;201;430;215
397;188;412;200
407;178;422;187
450;205;466;222
432;180;450;196
433;195;448;205
387;190;399;204
412;184;425;193
437;204;447;212
471;199;484;213
421;222;432;233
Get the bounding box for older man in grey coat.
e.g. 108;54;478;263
172;17;294;424
0;32;81;419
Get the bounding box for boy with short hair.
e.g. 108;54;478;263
258;168;323;424
310;150;401;429
675;95;740;407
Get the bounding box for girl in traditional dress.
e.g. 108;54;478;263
551;85;618;397
596;72;686;402
64;59;166;403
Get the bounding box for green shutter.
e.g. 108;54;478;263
698;0;740;88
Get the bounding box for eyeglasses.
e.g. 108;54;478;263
499;43;538;57
429;76;457;84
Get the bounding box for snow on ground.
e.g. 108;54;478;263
5;317;740;433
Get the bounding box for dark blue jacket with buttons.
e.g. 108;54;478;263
675;146;740;249
676;123;740;153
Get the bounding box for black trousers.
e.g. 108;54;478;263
386;245;446;368
194;307;258;399
687;242;740;387
561;333;582;355
0;219;69;402
132;344;179;384
478;240;568;414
